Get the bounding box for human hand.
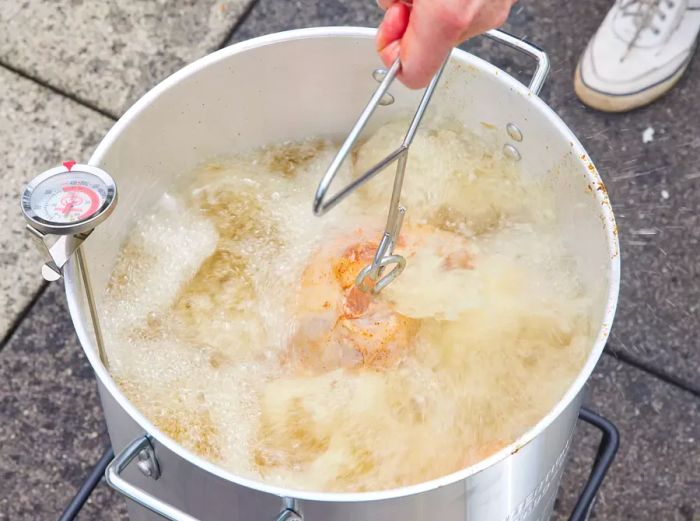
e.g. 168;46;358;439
376;0;517;88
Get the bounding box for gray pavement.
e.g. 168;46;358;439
0;68;111;342
1;0;699;519
0;284;125;521
0;0;254;117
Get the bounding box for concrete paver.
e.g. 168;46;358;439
0;0;254;116
0;67;112;341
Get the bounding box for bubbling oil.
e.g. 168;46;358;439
103;120;593;492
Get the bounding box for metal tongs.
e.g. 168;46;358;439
313;55;449;295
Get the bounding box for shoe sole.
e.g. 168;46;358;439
574;59;690;113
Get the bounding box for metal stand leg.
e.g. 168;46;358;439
57;447;114;521
568;407;620;521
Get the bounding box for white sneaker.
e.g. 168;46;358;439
575;0;700;112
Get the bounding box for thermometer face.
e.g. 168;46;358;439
22;164;117;235
31;171;107;223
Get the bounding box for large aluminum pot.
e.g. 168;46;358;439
64;27;620;521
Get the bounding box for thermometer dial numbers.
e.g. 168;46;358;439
22;164;117;235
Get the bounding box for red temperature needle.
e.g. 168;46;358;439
61;202;75;216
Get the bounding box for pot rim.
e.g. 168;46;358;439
66;26;621;503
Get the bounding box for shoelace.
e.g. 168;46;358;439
618;0;678;56
620;0;677;36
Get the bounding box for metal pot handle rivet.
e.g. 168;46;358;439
106;435;302;521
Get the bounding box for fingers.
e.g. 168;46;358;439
376;0;516;89
377;2;410;67
397;1;465;88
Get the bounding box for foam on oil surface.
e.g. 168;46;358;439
103;121;593;492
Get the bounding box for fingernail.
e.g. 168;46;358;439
379;39;401;62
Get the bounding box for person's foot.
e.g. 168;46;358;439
575;0;700;112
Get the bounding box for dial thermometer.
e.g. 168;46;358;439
21;161;117;368
22;161;117;235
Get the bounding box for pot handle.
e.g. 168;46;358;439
105;435;302;521
482;29;550;95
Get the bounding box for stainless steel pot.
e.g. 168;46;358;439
64;27;620;521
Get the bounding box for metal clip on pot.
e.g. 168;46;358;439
312;29;549;296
